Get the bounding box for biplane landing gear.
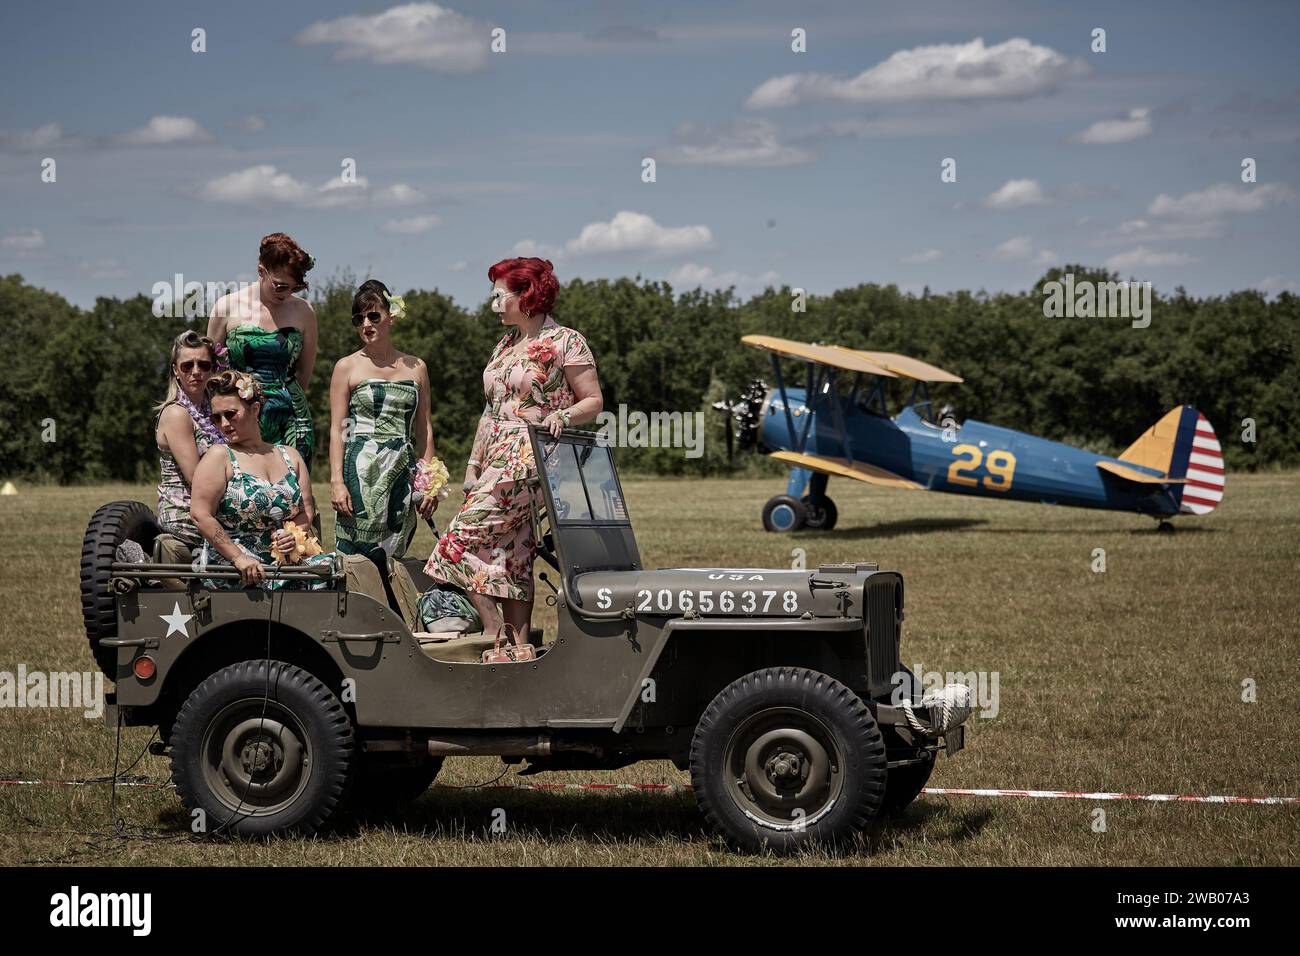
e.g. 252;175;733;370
1156;520;1176;534
801;495;838;530
762;495;807;532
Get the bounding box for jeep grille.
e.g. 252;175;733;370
865;574;902;698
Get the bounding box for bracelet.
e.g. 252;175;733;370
559;410;571;427
467;458;481;468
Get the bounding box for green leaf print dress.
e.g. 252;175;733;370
335;378;420;559
225;324;316;468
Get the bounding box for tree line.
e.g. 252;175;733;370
0;266;1294;484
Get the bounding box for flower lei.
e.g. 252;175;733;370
174;387;226;447
385;291;406;320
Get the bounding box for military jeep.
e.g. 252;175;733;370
81;427;970;852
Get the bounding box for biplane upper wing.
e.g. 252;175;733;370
824;346;964;383
770;450;924;490
741;335;898;378
1095;460;1187;484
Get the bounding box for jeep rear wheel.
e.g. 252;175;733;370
690;667;886;853
170;661;354;837
80;500;161;675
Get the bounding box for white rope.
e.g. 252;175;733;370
899;682;972;737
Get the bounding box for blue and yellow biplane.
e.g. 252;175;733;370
717;335;1225;533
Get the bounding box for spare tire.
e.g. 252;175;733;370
81;500;162;675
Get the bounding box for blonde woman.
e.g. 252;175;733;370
156;330;225;548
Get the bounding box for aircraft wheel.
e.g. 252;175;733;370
762;495;806;532
1156;520;1176;534
801;495;838;531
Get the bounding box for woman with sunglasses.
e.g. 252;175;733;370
328;279;439;559
206;232;319;468
424;258;603;659
190;371;333;589
155;330;226;549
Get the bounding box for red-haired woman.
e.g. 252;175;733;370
207;232;319;468
424;258;603;658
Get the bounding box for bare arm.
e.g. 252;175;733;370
562;365;603;425
190;449;243;563
296;304;317;389
328;359;354;517
158;404;204;485
288;447;316;529
414;359;436;462
206;297;228;344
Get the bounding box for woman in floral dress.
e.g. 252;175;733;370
190;371;334;590
207;232;319;467
329;279;439;559
156;330;226;549
424;258;603;657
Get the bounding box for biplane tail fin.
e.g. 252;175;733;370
1118;406;1224;514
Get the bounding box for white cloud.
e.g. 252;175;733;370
295;3;488;73
563;211;713;257
374;183;427;206
1147;181;1294;218
116;115;212;146
1;228;45;251
1106;218;1224;242
381;214;441;235
667;262;780;295
659;119;816;168
900;248;943;264
0;123;75;151
448;260;468;272
511;239;564;259
1104;246;1198;271
80;258;128;279
992;236;1034;259
1255;275;1299;296
746;37;1088;109
196;165;392;208
234;115;267;134
1032;249;1058;266
984;178;1049;209
1071;107;1151;144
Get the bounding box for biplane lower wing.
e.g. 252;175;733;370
770;451;924;490
1096;460;1187;485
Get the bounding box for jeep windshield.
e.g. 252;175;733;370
538;432;630;525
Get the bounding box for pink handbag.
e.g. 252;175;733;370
481;624;537;663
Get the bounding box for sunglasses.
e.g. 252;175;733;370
178;360;213;374
262;270;307;294
351;311;384;327
209;408;243;425
490;290;519;305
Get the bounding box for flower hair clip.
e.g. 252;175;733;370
305;254;316;271
212;342;231;371
385;292;406;320
236;372;258;401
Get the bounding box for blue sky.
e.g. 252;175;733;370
2;0;1298;310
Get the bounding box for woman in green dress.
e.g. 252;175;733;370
206;232;318;468
329;279;440;559
190;371;334;590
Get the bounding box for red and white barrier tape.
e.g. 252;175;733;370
1;777;1296;805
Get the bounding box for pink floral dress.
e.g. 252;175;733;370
424;317;596;601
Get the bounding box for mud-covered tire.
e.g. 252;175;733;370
170;661;354;837
348;755;443;818
80;500;162;675
690;667;886;853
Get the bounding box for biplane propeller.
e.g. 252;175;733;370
726;334;1225;533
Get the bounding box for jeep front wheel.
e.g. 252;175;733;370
689;667;886;853
170;661;354;837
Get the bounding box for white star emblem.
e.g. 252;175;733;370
160;601;194;639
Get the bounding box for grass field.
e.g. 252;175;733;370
1;473;1297;866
